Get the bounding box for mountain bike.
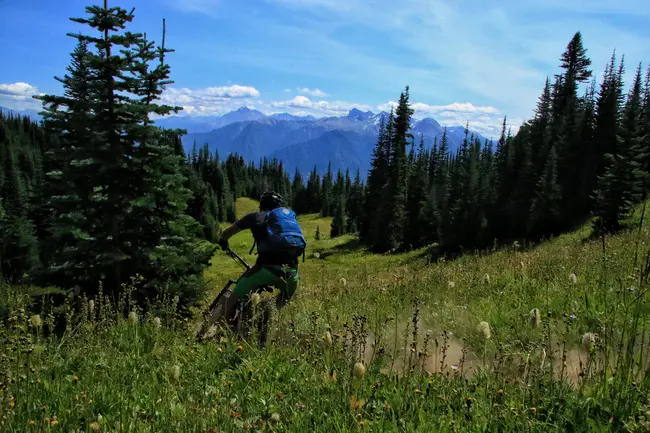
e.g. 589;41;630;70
195;248;274;346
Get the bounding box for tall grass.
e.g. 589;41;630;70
3;202;650;431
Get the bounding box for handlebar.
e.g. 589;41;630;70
225;247;251;271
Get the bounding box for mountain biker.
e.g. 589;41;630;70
217;191;306;325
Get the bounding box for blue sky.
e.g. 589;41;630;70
1;0;649;138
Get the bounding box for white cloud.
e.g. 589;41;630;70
0;82;39;96
167;0;220;16
158;85;261;113
270;95;371;116
296;87;328;97
376;99;510;138
0;82;44;110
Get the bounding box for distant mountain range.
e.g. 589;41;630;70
1;104;492;177
157;107;493;177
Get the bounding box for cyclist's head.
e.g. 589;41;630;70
260;191;284;211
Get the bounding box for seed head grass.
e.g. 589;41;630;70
2;199;650;431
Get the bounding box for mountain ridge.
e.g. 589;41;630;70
168;107;493;177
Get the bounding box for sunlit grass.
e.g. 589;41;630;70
4;199;650;431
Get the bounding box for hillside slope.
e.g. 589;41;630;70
4;200;650;431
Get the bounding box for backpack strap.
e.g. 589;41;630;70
250;211;270;255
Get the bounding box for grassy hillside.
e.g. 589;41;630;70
3;200;650;431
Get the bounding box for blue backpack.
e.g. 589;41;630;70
253;207;307;260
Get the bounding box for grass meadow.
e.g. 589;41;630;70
3;198;650;431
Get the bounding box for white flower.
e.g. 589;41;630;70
153;317;162;328
128;311;138;325
477;321;491;340
30;315;42;328
569;273;577;284
529;308;541;328
582;333;597;351
448;281;456;288
352;362;366;378
250;293;261;306
171;365;181;381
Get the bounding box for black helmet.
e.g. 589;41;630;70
260;191;284;211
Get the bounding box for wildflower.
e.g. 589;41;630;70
9;402;14;407
128;311;138;325
448;281;456;288
73;375;79;382
250;293;261;306
217;348;223;353
236;345;243;352
477;321;491;340
530;407;537;415
497;389;504;396
88;300;95;313
171;365;181;382
353;362;366;378
28;420;35;425
324;331;333;346
90;422;101;432
295;402;306;410
243;423;252;429
569;273;577;284
529;308;541;328
51;420;58;426
30;315;43;329
230;412;241;418
36;378;41;383
582;332;597;351
270;413;281;423
350;396;365;410
152;317;161;328
484;274;491;283
340;277;347;287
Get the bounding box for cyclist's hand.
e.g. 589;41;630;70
218;238;229;251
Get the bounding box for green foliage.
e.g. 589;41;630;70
4;203;650;431
359;31;650;252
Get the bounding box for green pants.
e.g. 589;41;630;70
233;264;299;308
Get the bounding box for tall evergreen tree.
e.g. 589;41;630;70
34;3;215;307
592;59;644;233
382;87;413;251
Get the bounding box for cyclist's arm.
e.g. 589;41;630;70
220;212;256;241
220;223;242;240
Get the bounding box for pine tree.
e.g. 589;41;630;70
345;168;364;234
34;3;215;307
382;87;413;251
361;115;390;246
291;168;307;213
306;166;321;213
330;194;346;238
592;59;644;234
404;135;429;248
527;145;562;238
321;163;333;217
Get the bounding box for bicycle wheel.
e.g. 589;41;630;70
196;280;237;341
